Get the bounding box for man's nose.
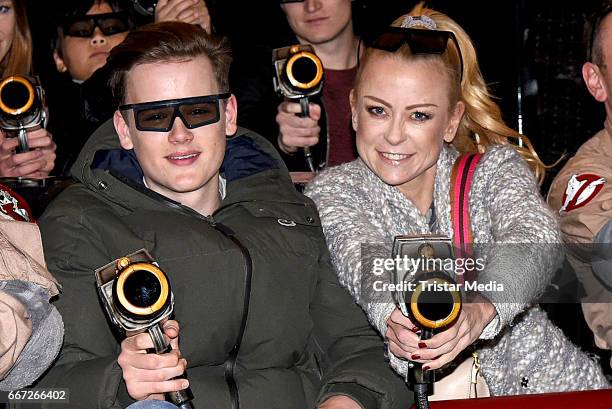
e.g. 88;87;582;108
168;116;195;143
304;0;322;13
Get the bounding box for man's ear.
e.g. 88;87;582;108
349;89;358;132
582;62;608;102
53;50;68;73
224;94;238;137
114;110;134;150
443;101;465;143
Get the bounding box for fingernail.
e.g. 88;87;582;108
411;354;420;360
418;342;427;348
411;326;420;332
181;381;189;389
423;365;430;371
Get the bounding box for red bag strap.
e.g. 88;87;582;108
450;153;482;283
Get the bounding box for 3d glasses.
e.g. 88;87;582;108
372;26;463;80
119;93;231;132
62;12;132;38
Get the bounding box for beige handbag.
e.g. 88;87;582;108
430;352;490;401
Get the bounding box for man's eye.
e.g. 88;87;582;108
366;106;386;117
189;108;212;117
143;113;168;122
411;111;432;121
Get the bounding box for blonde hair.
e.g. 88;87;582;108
1;0;32;76
357;3;548;183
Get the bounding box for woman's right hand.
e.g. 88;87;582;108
0;128;56;178
117;320;189;401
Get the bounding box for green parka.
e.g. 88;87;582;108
33;121;411;409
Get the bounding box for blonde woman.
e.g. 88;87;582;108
306;4;609;396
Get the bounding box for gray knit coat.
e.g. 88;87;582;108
305;144;609;395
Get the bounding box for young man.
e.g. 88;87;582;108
35;22;410;409
231;0;362;172
548;5;612;369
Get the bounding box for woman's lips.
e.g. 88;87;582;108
378;151;413;165
165;152;201;166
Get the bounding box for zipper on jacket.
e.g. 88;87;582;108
211;221;253;409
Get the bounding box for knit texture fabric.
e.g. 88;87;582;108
305;143;609;394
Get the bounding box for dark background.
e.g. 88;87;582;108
25;0;609;190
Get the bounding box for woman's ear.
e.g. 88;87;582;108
349;89;358;132
443;101;465;143
582;62;608;102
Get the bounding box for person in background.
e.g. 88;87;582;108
548;3;612;369
231;0;362;173
305;3;609;396
0;0;56;178
0;183;62;390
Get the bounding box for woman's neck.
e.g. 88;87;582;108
397;165;437;216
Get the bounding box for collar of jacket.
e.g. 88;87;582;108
69;119;316;218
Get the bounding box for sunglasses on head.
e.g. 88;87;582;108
372;26;464;81
62;12;132;38
119;94;231;132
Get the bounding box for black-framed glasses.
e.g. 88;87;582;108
62;12;132;38
119;94;231;132
372;26;464;81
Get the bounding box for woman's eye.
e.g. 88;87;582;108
0;5;11;13
366;106;386;117
411;111;432;121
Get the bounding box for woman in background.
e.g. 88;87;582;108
0;0;56;178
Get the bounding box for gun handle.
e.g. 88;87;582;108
298;97;316;172
147;324;195;408
16;128;29;154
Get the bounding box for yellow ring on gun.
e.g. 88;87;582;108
410;277;461;329
116;262;169;316
286;51;324;90
0;76;35;115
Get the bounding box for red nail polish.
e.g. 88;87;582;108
411;354;420;360
418;342;427;348
412;326;420;332
423;365;430;371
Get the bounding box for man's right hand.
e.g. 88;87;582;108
276;101;321;154
117;320;189;401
